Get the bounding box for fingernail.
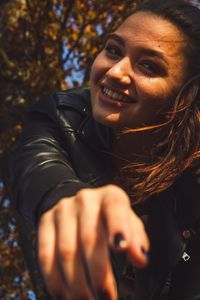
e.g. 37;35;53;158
113;233;128;250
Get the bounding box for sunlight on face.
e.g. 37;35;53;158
90;12;187;129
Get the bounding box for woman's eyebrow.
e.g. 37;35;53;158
139;48;169;65
107;33;125;46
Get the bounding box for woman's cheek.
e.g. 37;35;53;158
91;57;107;84
137;77;170;105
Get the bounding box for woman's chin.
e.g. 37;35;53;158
93;112;121;128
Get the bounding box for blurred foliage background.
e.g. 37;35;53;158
0;0;197;298
0;0;138;298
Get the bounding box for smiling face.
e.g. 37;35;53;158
90;12;187;129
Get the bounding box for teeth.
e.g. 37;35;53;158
102;87;132;103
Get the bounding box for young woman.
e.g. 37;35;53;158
10;0;200;299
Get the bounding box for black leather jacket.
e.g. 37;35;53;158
10;88;200;300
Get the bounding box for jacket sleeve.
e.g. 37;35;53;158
10;97;91;227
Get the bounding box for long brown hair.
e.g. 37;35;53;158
118;0;200;203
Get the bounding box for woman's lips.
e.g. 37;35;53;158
99;86;133;108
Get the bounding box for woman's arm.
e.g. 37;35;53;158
10;110;91;226
10;103;149;300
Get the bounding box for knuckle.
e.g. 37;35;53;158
105;183;120;191
105;195;129;210
81;231;96;247
55;200;66;215
105;184;125;194
76;190;96;209
58;244;76;262
77;195;87;208
57;197;71;211
39;211;51;226
104;197;116;209
104;185;129;205
76;189;91;202
77;188;91;196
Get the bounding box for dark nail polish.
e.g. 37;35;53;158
113;233;128;250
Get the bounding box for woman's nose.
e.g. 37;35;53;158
106;58;133;86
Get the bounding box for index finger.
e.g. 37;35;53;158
101;185;149;267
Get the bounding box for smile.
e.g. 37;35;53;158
102;86;133;104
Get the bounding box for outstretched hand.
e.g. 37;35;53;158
38;184;150;300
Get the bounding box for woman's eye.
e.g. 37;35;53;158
104;45;122;59
139;61;160;75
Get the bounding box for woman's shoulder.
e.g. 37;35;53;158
54;87;91;110
28;87;91;116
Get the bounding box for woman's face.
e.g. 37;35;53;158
90;12;187;129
